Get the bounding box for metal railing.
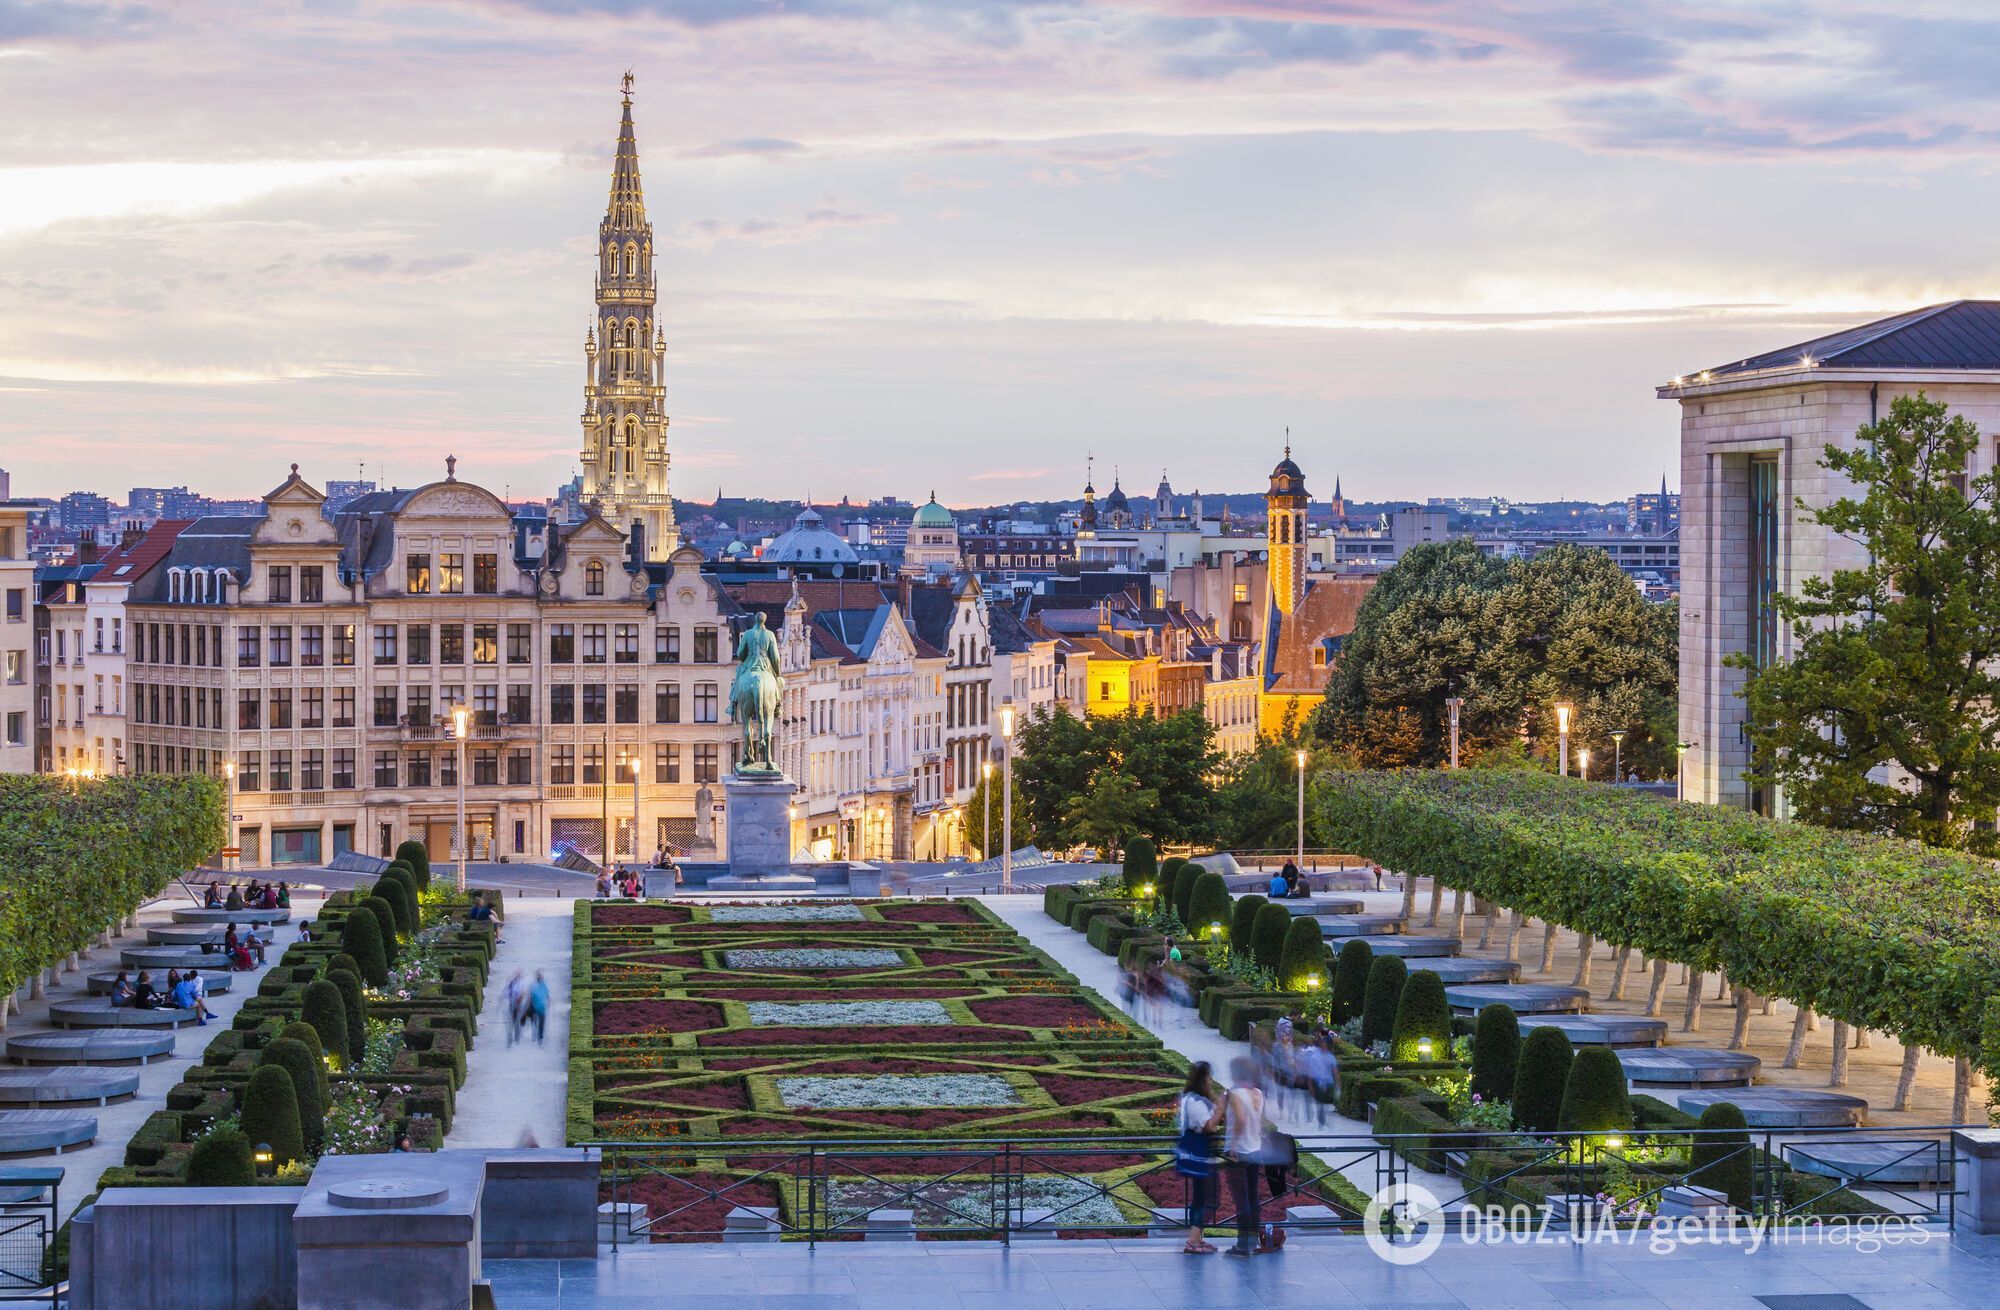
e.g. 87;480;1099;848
0;1167;59;1308
587;1122;1964;1249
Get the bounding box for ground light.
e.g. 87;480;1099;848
254;1142;273;1177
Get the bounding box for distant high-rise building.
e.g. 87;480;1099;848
323;479;378;514
129;486;207;520
57;492;114;533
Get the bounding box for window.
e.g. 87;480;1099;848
300;625;324;667
439;624;464;665
439;553;464;594
268;625;292;667
655;742;680;783
301;749;324;791
550;684;575;723
331;624;355;666
4;588;21;622
407;685;432;725
585;560;605;596
407;623;432;665
269;750;293;792
614;623;639;664
694;682;718;723
237;751;261;791
373;687;399;727
474;553;498;594
582;684;607;725
473;747;499;786
269;566;292;603
406;752;432;787
506;684;532;724
1233;582;1248;603
472;623;498;664
693;627;719;663
615;683;639;724
582;624;607;664
269;688;293;729
237;690;260;729
93;617;104;651
506;748;533;785
656;626;681;663
332;686;355;728
473;684;498;725
694;742;720;783
656;683;681;723
374;750;398;787
407;554;431;594
582;741;605;784
549;624;575;663
238;627;262;667
331;748;355;789
506;623;531;664
372;624;398;665
301;565;324;602
301;687;325;728
549;745;575;785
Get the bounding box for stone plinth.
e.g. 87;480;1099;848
74;1186;305;1310
478;1148;600;1258
722;1205;781;1243
171;907;289;926
295;1152;485;1310
1954;1129;2000;1235
711;771;810;889
1675;1087;1866;1128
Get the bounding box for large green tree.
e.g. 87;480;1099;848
1737;392;2000;852
1009;705;1218;850
1062;768;1159;860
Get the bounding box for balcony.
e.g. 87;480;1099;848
393;714;528;741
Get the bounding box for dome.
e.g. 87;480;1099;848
1104;480;1129;511
764;506;859;565
911;493;955;530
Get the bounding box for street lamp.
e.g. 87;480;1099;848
1445;697;1462;770
1000;700;1016;893
1294;748;1307;868
1577;747;1591;781
221;759;236;872
1676;741;1693;802
630;756;643;877
450;703;470;894
1609;729;1626;784
981;759;992;863
1553;701;1574;776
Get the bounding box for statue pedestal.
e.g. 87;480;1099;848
710;772;815;892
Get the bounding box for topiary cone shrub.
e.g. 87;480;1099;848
374;876;416;938
278;1021;331;1102
1230;894;1266;955
1278;916;1327;992
1512;1026;1575;1134
240;1064;305;1166
325;967;368;1063
340;905;389;987
1172;861;1204;930
300;980;350;1073
1470;1004;1521;1103
1557;1046;1633;1136
1333;939;1373;1022
1390;968;1451;1062
187;1128;256;1187
1157;857;1186;912
361;895;402;961
1251;903;1293;974
396;838;432;891
1188;872;1232;944
260;1037;326;1152
1689;1101;1754;1210
1361;954;1408;1045
1123;837;1157;896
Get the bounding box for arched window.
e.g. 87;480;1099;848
586;560;605;596
624;242;638;276
168;569;182;603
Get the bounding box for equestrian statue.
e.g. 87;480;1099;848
728;611;785;775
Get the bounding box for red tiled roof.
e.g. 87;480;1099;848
94;520;194;581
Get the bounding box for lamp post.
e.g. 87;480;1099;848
1445;697;1462;770
1294;748;1307;868
1554;701;1573;777
451;704;470;893
1609;729;1626;784
630;756;642;876
1577;747;1591;782
1676;741;1693;802
222;759;236;871
981;759;993;864
1000;700;1015;893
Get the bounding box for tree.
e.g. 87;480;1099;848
396;838;432;890
1512;1026;1574;1134
240;1065;305;1166
339;906;388;987
1332;939;1373;1023
1172;860;1205;929
1229;893;1267;956
1250;903;1293;974
1011;708;1106;848
1121;837;1157;895
361;895;402;960
1737;393;2000;852
1689;1102;1753;1209
1188;872;1232;940
1361;955;1408;1045
1010;705;1218;850
1470;1004;1521;1104
1277;917;1327;992
1390;968;1451;1062
1556;1046;1633;1135
325;966;369;1064
1062;768;1158;861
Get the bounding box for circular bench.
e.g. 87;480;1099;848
0;1067;141;1107
1786;1140;1946;1186
1617;1046;1758;1084
1280;898;1367;917
6;1031;175;1066
87;970;231;997
1359;935;1461;959
146;925;225;947
46;998;198;1030
0;1110;97;1157
1315;914;1408;938
1520;1014;1668;1049
121;946;226;970
1413;957;1521;986
171;907;290;926
1445;982;1589;1014
1676;1087;1867;1128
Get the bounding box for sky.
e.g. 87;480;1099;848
4;0;1999;508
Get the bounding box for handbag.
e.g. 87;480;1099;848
1175;1127;1218;1176
1252;1126;1299;1168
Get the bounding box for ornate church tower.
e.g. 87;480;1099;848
580;73;677;559
1267;438;1309;616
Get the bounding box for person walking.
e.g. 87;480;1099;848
1222;1056;1268;1256
1175;1062;1224;1254
502;970;525;1048
1298;1033;1334;1127
528;970;551;1045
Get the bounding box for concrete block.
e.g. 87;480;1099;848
85;1186;304;1310
1013;1207;1059;1240
721;1205;781;1244
1954;1129;2000;1235
1658;1185;1728;1218
295;1152;485;1310
863;1208;915;1241
597;1200;644;1244
478;1148;599;1258
1287;1205;1343;1228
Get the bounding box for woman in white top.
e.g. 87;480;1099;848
1223;1056;1270;1256
1174;1062;1225;1253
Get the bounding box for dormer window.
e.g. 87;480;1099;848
585;560;606;596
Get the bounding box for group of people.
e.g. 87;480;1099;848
201;880;289;912
109;967;213;1025
1173;1055;1302;1256
1116;955;1196;1027
501;969;551;1046
1265;861;1309;899
1252;1013;1338;1125
594;868;647;899
219;923;267;970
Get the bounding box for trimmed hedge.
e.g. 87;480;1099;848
1470;1003;1520;1104
301;980;350;1073
186;1129;255;1187
341;906;389;985
1172;861;1204;928
396;839;432;891
1277;917;1326;992
240;1065;304;1167
1122;837;1157;895
1229;894;1266;956
1557;1046;1632;1135
260;1037;326;1151
1188;872;1232;941
1332;939;1373;1022
1512;1025;1573;1134
1690;1101;1753;1209
1361;954;1408;1045
1390;968;1451;1063
1250;903;1292;974
361;895;402;959
326;966;368;1064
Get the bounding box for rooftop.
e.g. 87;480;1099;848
1680;299;2000;383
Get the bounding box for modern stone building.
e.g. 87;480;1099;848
1664;299;2000;810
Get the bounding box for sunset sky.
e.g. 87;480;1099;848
4;1;1996;506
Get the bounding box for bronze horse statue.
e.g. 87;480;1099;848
728;611;784;774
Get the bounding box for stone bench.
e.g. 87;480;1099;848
1787;1140;1946;1186
0;1067;140;1108
120;946;227;971
1316;914;1408;937
146;925;225;947
1413;957;1521;985
1617;1046;1756;1083
6;1031;176;1067
0;1109;97;1156
1445;983;1589;1014
1521;1014;1668;1049
1676;1087;1866;1128
1359;935;1461;958
88;970;231;997
47;998;199;1030
1276;897;1367;917
171;907;290;926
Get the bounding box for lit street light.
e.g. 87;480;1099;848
451;703;470;893
221;759;236;872
1609;729;1626;784
1294;748;1307;868
1676;741;1694;802
1445;697;1462;770
1554;702;1574;777
981;759;993;864
1000;700;1016;893
1577;747;1591;781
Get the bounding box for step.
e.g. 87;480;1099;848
1315;915;1408;938
1523;1015;1670;1049
1409;958;1520;985
1786;1140;1946;1186
1616;1046;1758;1084
0;1109;97;1157
5;1031;177;1067
1676;1087;1867;1128
46;998;199;1030
0;1067;140;1108
1354;936;1460;959
1444;983;1589;1015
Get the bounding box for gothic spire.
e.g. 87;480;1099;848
607;71;647;230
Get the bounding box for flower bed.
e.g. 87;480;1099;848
721;948;903;969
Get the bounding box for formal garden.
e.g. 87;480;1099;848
569;896;1371;1239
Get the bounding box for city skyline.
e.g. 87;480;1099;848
7;2;1998;503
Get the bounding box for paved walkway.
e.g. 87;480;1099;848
488;1226;2000;1309
445;897;575;1150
